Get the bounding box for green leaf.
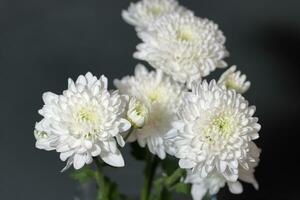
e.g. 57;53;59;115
161;156;179;175
130;142;147;160
69;166;95;184
173;182;191;194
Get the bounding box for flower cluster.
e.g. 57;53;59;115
34;1;261;200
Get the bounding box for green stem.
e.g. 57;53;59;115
93;157;107;200
141;153;159;200
165;168;185;188
203;192;210;200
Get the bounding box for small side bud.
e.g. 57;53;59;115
218;65;250;94
127;97;149;128
34;129;48;139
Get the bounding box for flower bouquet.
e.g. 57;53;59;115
34;0;261;200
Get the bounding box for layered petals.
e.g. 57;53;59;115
114;64;183;159
170;80;261;181
34;72;131;170
134;13;228;87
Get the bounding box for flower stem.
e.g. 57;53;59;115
165;168;185;188
141;152;159;200
93;157;108;200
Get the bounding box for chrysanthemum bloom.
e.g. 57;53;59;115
218;65;250;94
186;172;241;200
34;72;131;170
185;142;260;200
168;80;260;181
122;0;190;29
134;13;228;87
114;64;183;159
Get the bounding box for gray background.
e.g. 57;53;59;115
0;0;300;199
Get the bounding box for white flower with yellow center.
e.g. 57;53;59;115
186;142;260;200
134;13;228;87
122;0;190;29
169;80;260;181
218;65;250;93
114;64;183;159
34;72;131;170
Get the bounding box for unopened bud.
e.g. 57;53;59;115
127;98;149;128
218;65;250;94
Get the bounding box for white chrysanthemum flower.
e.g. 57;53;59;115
186;171;242;200
34;72;131;170
186;142;260;200
238;142;260;190
218;65;250;93
122;0;190;29
134;13;228;87
168;80;260;181
127;97;149;128
114;64;183;159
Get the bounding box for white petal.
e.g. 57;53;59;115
91;145;101;157
99;75;108;90
228;181;243;194
191;184;207;200
116;134;125;147
61;158;73;172
60;151;73;161
84;140;93;149
73;154;86;169
76;75;87;85
101;151;125;167
119;119;131;132
179;159;196;169
218;160;227;172
42;92;58;104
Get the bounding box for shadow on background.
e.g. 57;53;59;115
219;24;300;200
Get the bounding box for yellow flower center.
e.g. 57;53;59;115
72;106;102;139
176;28;194;41
200;111;236;145
76;107;97;122
211;114;233;136
148;91;160;102
147;88;164;103
147;6;162;15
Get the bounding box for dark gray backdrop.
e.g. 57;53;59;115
1;0;300;199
